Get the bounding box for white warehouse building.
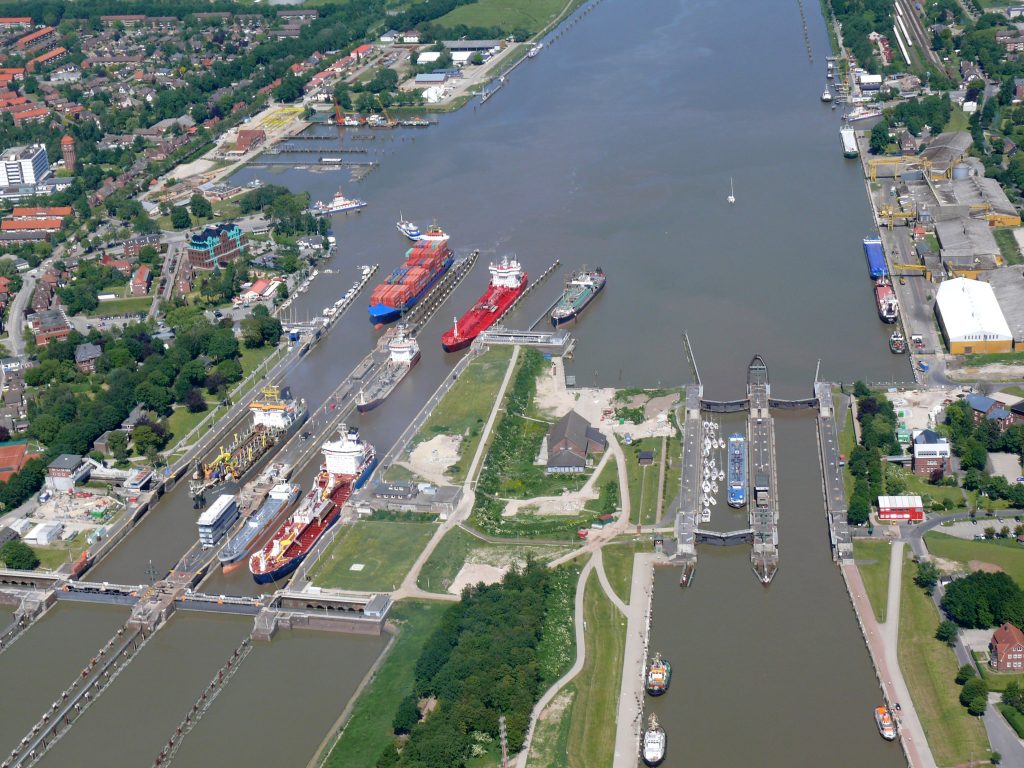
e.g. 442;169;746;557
934;277;1013;355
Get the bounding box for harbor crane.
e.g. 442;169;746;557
878;204;918;229
867;155;948;182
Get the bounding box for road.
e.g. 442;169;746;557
6;267;36;357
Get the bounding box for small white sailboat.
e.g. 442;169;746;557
701;480;711;494
718;470;725;481
709;496;717;506
727;177;735;205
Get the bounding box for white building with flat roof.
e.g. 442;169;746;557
935;277;1013;355
0;144;49;187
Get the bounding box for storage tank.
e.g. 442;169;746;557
952;163;970;180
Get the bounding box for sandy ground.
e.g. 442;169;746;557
447;562;507;594
172;157;217;179
886;386;963;432
969;560;1004;573
948;363;1024;381
29;493;120;535
402;434;462;486
535;358;674;440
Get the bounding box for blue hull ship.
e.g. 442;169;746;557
367;253;454;324
727;433;747;508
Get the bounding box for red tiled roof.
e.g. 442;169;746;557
994;622;1024;649
12;206;72;218
1;218;62;231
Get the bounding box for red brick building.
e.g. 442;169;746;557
990;623;1024;672
186;223;247;270
911;429;951;479
130;264;152;296
29;309;70;346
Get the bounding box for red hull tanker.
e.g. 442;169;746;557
441;256;527;352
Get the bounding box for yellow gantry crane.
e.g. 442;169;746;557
867;155;950;182
878;204;918;229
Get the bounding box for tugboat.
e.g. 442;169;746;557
889;331;907;354
645;653;671;696
642;714;667;766
875;705;897;741
396;215;421;241
417;224;449;243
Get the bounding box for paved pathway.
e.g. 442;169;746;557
394;345;521;601
844;544;936;768
613;553;656;768
515;556;594;768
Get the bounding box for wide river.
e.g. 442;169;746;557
2;0;912;764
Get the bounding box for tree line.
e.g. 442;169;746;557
846;382;900;525
376;562;565;767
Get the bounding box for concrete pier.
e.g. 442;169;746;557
814;382;853;561
673;383;701;585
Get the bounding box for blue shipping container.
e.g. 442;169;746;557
862;237;888;279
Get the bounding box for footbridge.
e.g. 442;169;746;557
695;528;754;545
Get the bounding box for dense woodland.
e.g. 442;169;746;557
941;570;1024;628
375;562;572;768
945;398;1024;507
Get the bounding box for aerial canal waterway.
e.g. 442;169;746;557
2;0;915;764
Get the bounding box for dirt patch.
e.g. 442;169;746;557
644;393;679;419
405;434;463;486
931;555;961;574
948;363;1024;381
448;562;507;594
968;560;1005;574
538;689;574;724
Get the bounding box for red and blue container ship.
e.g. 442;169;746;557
441;256;527;352
368;237;453;325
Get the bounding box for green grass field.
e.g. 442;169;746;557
416;525;571;594
166;405;213;448
944;105;970;133
975;652;1024;693
525;688;573;768
624;438;661;525
896;470;969;508
562;570;626;768
995;228;1023;266
897;551;989;766
601;540;648;605
924;531;1024;587
853;539;891;623
309;520;436;591
321;600;450;768
406;346;514;484
87;296;152;317
239;343;279;377
583;453;619;517
436;0;572;35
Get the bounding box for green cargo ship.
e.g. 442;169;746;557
550;267;605;326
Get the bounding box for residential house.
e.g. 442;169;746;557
123;234;160;258
911;429;951;479
130;264;152;296
74;342;102;373
120;404;148;433
990;623;1024;671
546;410;607;474
964;393;998;424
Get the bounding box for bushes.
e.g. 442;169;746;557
0;540;39;570
941;571;1024;629
846;383;899;525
